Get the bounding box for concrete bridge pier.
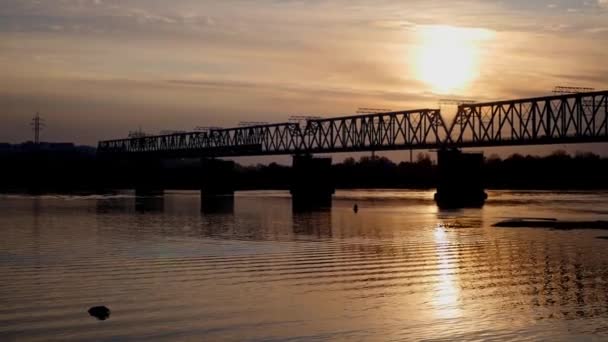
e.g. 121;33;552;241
290;155;335;211
434;149;487;208
200;158;235;213
134;157;164;197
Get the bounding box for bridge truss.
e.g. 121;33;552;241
98;90;608;157
448;90;608;147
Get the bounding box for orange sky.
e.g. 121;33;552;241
1;0;607;157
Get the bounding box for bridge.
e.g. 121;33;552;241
98;90;608;157
98;90;608;209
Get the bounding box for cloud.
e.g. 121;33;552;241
1;0;608;145
371;20;417;30
165;78;432;104
0;0;219;36
585;26;608;33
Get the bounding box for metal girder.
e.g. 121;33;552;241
97;90;608;157
97;109;448;157
447;90;608;147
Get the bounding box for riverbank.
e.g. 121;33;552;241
2;148;607;192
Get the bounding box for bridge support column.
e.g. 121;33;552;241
434;149;487;208
134;157;164;197
290;155;334;211
200;158;235;213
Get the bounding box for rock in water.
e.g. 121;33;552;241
88;306;111;320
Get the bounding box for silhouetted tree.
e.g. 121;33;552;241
1;145;607;193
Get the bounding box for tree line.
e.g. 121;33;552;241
1;146;607;193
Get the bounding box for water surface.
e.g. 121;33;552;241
2;190;608;341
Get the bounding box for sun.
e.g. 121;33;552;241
415;25;492;94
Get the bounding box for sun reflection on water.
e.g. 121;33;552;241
433;225;462;319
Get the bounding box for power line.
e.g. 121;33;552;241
552;86;595;95
238;121;269;127
128;127;148;138
553;86;596;107
159;130;187;135
194;126;223;132
288;115;323;123
438;98;477;106
356;108;392;114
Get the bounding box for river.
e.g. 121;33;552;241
2;190;608;341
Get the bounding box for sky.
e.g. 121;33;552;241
1;0;607;158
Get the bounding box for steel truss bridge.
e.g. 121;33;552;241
98;90;608;158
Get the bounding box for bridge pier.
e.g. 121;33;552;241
133;157;164;197
434;149;487;208
290;155;335;211
200;158;235;213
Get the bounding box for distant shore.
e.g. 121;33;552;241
1;145;607;193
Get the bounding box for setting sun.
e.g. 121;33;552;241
415;25;493;94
